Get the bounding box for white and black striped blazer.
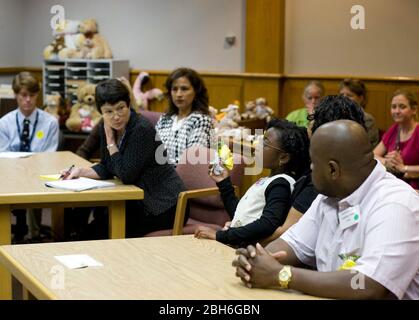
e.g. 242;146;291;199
156;112;213;164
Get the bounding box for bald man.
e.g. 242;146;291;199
233;120;419;300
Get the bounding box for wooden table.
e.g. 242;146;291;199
0;151;143;299
0;235;322;300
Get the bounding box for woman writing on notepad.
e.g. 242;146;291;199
65;79;185;238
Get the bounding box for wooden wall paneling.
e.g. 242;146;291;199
243;78;280;117
0;98;17;118
363;81;394;131
319;80;340;96
245;0;285;73
281;79;307;118
203;76;243;111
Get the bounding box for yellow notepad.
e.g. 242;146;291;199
39;174;61;181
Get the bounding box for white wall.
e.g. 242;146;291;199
285;0;419;77
21;0;245;71
3;0;418;77
0;0;23;67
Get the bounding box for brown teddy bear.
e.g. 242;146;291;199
66;84;101;132
43;20;82;59
77;19;113;59
43;35;66;60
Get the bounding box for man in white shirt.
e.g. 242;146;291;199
233;120;419;299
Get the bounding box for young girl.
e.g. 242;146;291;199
194;119;310;246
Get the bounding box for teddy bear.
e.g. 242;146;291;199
76;19;113;59
241;100;257;120
254;97;274;123
44;94;71;128
208;106;220;128
43;20;82;59
217;103;241;130
43;35;66;60
65;83;101;132
132;71;164;111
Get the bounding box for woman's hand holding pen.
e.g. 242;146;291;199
60;166;82;180
59;164;74;180
60;166;101;180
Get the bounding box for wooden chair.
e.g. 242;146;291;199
145;145;245;236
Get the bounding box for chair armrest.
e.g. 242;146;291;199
172;185;239;235
89;158;100;164
405;172;419;179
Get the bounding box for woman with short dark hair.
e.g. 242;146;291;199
66;79;186;238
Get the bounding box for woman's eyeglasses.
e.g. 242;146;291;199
102;105;128;118
263;138;283;152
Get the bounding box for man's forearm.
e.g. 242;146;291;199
265;238;304;267
290;268;388;299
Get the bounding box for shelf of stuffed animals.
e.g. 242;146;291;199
43;59;129;107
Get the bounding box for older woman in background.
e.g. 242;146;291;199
286;80;325;128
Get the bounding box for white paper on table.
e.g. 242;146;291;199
0;152;35;159
45;177;115;192
54;254;103;269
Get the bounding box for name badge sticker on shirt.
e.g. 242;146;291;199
338;205;360;230
36;130;44;139
255;177;268;186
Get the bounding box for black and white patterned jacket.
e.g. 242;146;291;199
156;112;213;164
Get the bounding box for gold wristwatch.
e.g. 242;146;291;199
278;265;292;289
